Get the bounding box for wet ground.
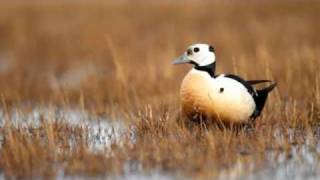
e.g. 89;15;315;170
0;106;319;180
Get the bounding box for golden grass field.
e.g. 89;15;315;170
0;1;320;179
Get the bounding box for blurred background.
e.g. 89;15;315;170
0;1;319;108
0;0;320;179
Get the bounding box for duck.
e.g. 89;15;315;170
173;43;277;125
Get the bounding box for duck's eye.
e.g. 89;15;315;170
194;47;200;53
209;46;215;52
187;49;193;56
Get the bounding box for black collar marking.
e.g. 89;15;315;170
194;62;216;77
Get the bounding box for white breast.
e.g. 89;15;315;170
180;69;256;123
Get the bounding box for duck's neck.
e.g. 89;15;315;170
194;62;216;77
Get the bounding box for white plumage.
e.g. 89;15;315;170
174;43;276;124
180;69;256;123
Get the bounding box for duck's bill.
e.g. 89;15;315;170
172;54;191;65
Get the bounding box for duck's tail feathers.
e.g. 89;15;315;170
247;79;272;85
251;82;277;119
258;82;277;94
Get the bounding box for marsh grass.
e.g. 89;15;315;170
0;1;320;179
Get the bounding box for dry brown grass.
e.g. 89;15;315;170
0;1;320;179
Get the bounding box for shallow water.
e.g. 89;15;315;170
0;106;319;179
0;106;128;152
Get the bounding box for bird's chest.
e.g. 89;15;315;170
180;71;215;116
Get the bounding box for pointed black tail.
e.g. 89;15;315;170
247;80;272;85
251;82;277;119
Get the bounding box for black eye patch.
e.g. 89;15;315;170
209;46;215;52
194;47;200;53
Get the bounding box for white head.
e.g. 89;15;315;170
173;43;216;67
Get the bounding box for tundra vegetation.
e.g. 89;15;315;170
0;1;319;179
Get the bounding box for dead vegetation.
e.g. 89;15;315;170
0;1;319;179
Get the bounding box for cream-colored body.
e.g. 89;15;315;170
180;69;256;124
